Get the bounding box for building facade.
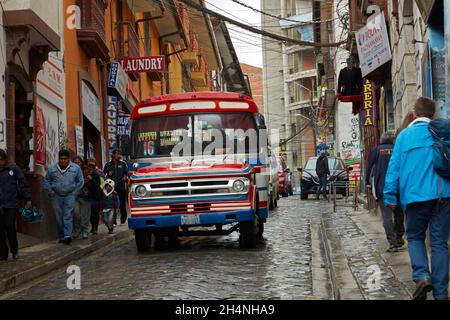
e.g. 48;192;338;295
0;0;244;241
261;0;320;173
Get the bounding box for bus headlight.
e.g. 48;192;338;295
135;185;147;197
233;179;247;192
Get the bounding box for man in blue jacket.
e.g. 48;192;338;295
366;131;405;253
384;97;450;300
43;150;84;245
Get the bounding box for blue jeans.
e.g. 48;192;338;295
405;199;450;298
51;195;76;239
316;174;328;198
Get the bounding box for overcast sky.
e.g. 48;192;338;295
206;0;263;68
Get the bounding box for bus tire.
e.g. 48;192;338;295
135;229;152;252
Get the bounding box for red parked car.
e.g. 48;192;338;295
277;156;293;197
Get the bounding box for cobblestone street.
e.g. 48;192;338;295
2;197;331;300
1;196;418;300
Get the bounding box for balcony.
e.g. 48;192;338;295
117;22;140;81
191;56;207;86
181;52;199;66
76;0;109;61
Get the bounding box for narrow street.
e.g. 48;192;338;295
2;196;414;300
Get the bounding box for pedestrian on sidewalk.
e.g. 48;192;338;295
384;97;450;300
72;156;95;240
366;131;404;253
315;150;329;200
86;158;101;235
0;149;31;260
100;179;120;234
103;150;128;225
43;150;84;245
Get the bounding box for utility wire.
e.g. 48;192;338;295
230;0;340;25
180;0;346;48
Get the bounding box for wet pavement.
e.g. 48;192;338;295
1;196;416;300
2;197;331;300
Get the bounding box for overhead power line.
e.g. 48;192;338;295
180;0;347;48
230;0;339;26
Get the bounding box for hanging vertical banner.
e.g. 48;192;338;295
107;96;118;149
35;106;46;166
75;125;84;157
362;79;376;126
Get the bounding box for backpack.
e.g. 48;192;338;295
429;119;450;180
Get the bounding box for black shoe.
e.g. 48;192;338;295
386;245;399;253
58;239;65;244
12;253;19;260
413;278;433;300
64;237;72;245
397;237;406;247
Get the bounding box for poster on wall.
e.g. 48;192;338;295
75;126;84;158
35;106;46;166
336;102;362;181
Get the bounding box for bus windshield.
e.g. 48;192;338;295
130;112;258;159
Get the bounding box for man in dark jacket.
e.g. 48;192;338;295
315;151;330;200
366;131;405;252
103;149;128;224
0;149;31;260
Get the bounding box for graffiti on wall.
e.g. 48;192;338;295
46;117;59;166
58;121;68;150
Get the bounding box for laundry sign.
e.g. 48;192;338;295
118;56;165;73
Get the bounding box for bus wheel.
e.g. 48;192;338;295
135;229;152;252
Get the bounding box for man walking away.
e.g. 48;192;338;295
366;131;404;253
103;150;128;224
0;149;31;260
384;97;450;300
44;150;84;245
316;151;330;200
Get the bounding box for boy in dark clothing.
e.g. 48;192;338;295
103;150;128;224
100;179;120;234
0;149;31;260
366;131;405;252
315;151;330;200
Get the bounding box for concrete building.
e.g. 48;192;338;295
261;0;319;172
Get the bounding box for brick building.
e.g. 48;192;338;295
241;63;264;114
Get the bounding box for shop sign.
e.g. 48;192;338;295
107;96;119;149
81;81;101;131
37;53;65;110
118;56;165;73
75;125;84;158
362;79;376;126
108;62;128;100
356;12;392;77
117;113;130;136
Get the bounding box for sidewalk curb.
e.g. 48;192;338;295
319;218;340;300
0;229;133;294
